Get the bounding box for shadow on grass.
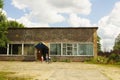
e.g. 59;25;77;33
0;72;33;80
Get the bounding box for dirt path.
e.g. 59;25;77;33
0;61;120;80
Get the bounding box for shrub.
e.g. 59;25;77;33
61;59;71;63
107;53;120;64
51;57;57;62
88;56;108;64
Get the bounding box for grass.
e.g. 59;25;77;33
0;72;33;80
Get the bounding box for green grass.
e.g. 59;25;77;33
0;72;32;80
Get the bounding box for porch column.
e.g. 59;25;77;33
22;43;24;55
7;43;9;55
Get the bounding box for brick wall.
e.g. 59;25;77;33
7;28;96;43
0;55;36;61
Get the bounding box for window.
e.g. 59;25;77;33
63;43;77;55
50;43;93;56
78;44;93;55
9;44;22;55
24;44;34;55
73;44;77;55
0;47;7;54
50;44;61;55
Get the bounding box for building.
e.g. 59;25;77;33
0;27;98;61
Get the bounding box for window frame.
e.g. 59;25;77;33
49;42;94;56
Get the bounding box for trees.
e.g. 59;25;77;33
0;0;24;47
0;2;8;47
113;33;120;50
0;0;3;9
97;36;102;52
7;20;24;28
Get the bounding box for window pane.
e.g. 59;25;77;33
67;51;72;55
63;44;66;47
24;44;34;55
78;44;86;55
67;47;72;50
78;44;93;55
73;48;77;55
9;44;22;55
73;44;77;47
67;44;72;46
86;44;93;55
63;48;66;55
50;44;61;55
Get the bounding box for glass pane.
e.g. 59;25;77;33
67;44;72;46
56;44;61;55
63;48;66;55
67;47;72;50
73;48;77;55
86;44;93;55
78;44;85;55
63;44;66;47
24;44;34;55
67;51;72;55
9;44;22;55
50;44;61;55
78;44;93;55
73;44;77;47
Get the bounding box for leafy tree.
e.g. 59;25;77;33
0;0;3;9
0;11;6;22
113;33;120;50
7;20;24;28
0;12;8;47
97;36;102;52
0;0;24;47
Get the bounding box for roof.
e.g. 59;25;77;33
8;27;98;29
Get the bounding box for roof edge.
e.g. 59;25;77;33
8;27;98;29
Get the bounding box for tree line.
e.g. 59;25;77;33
0;0;24;47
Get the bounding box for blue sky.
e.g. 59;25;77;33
3;0;120;51
4;0;119;24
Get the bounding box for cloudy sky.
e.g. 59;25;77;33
3;0;120;51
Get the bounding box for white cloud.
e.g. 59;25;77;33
11;0;91;27
48;0;91;15
98;1;120;51
69;13;93;27
10;0;120;52
17;16;49;27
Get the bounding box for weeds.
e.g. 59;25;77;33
0;72;32;80
87;53;120;65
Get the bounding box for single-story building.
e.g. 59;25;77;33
0;27;98;61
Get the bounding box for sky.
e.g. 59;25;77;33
3;0;120;51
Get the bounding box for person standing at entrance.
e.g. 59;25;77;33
37;49;43;62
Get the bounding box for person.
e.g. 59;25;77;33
46;51;51;63
38;50;43;62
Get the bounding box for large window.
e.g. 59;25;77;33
78;44;93;55
24;44;34;55
50;44;61;55
63;43;77;55
8;43;34;55
9;44;22;55
50;43;93;56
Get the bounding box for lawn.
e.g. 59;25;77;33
0;72;32;80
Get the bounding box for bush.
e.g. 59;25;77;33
87;53;120;65
88;56;108;64
51;57;57;62
107;53;120;64
61;59;71;63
